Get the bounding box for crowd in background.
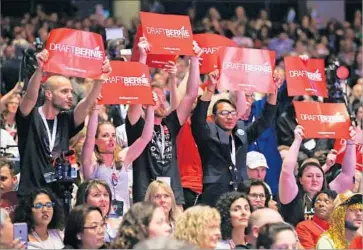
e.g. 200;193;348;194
0;2;362;250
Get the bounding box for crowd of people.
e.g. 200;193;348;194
0;2;362;250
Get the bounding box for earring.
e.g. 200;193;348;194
77;235;81;240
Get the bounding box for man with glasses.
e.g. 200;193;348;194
191;71;279;207
239;179;271;210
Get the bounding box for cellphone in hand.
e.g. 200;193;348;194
13;222;28;247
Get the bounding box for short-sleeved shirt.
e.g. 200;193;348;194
279;189;314;226
16;107;83;197
126;111;184;204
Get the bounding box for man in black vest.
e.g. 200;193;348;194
191;71;280;206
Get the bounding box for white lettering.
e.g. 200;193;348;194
223;62;272;74
105;74;150;86
289;69;322;81
300;114;346;123
202;47;218;54
49;43;103;60
145;26;190;39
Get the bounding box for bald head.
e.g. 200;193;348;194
246;208;283;247
249;208;283;229
44;75;71;92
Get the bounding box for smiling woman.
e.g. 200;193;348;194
13;188;65;249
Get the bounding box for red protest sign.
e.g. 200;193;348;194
99;61;154;105
0;191;18;221
44;28;105;79
194;34;237;74
285;56;328;97
140;12;194;56
131;25;178;69
293;101;351;139
218;47;276;93
334;139;363;170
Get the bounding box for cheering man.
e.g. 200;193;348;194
16;49;111;199
191;70;281;206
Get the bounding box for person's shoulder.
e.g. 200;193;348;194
316;235;335;249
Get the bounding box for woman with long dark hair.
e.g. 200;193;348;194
13;188;64;249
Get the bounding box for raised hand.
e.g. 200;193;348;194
325;149;338;169
36;49;49;69
273;67;285;90
164;61;177;78
191;40;203;65
100;58;112;81
208;69;219;89
138;36;151;56
347;126;357;144
294;125;305;142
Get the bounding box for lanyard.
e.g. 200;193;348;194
38;107;58;153
157;125;165;159
230;135;236;166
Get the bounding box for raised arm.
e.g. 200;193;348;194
73;59;111;127
229;90;247;119
279;125;304;204
164;61;179;114
329;127;357;192
0;82;23;113
121;105;154;166
128;36;150;125
19;50;48;116
176;42;201;125
81;106;99;180
191;71;217;142
321;149;337;173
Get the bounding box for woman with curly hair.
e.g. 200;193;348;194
174;205;221;249
13;188;64;249
112;202;171;249
215;192;252;249
144;180;181;232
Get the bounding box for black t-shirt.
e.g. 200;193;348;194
126;111;184;204
16;107;83;197
279;188;314;227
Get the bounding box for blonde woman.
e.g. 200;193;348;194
144;180;180;231
174;205;221;249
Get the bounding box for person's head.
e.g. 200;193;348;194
175;205;221;249
212;99;238;132
0;158;17;193
5;94;20;114
144;180;178;223
43;75;73;111
75;180;112;217
64;205;105;249
235;6;245;18
297;160;327;197
312;190;337;221
246;151;269;181
13;188;64;233
134;236;196;249
3;45;15;59
240;180;271;210
245;208;283;247
324;192;362;248
216;192;252;240
152;86;168;118
95;121;117;154
0;208;14;248
112;202;171;249
256;222;298;249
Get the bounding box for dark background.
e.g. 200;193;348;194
1;0;362;22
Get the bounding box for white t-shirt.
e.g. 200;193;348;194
0;129;19;157
27;230;64;249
